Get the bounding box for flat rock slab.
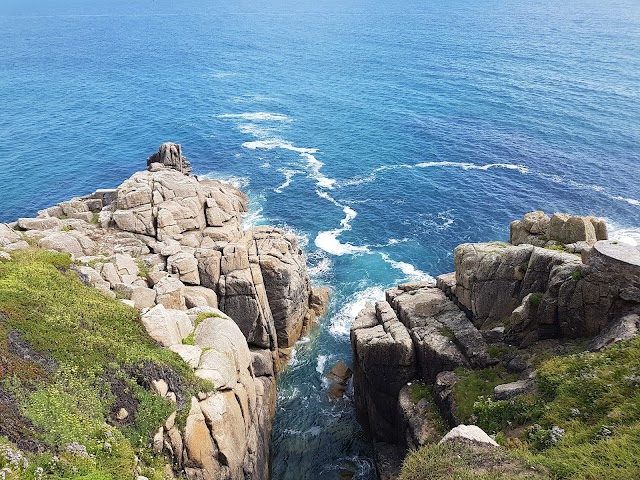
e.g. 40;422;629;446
589;240;640;270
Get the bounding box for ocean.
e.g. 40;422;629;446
1;0;639;478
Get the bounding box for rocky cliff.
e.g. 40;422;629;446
350;211;640;479
0;143;328;480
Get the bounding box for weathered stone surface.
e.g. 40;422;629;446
18;217;61;231
184;398;219;477
434;371;459;428
141;304;192;347
196;349;237;390
168;252;201;285
309;286;330;317
397;384;440;450
390;284;494;375
154;276;186;310
250;349;274;377
194;314;252;374
0;224;22;247
73;265;111;293
195;248;222;289
324;360;353;400
455;242;534;328
39;231;96;257
351;303;416;442
493;379;535;400
254;227;311;348
589;314;640;351
147;142;192;174
126;285;156;309
374;442;405;480
183;286;218;309
169;344;203;368
511;211;607;247
439;424;499;447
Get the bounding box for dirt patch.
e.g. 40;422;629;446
0;386;47;453
124;361;188;409
106;373;138;427
7;329;58;374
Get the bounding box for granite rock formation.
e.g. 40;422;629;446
350;211;639;478
0;143;328;480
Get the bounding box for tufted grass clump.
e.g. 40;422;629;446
453;367;518;422
0;248;212;478
529;293;544;308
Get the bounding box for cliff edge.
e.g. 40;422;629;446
0;143;328;480
351;211;640;479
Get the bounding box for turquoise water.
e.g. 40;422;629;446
1;0;640;478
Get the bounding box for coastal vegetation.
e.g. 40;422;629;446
0;249;211;479
400;336;640;479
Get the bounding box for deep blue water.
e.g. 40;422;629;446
1;0;640;478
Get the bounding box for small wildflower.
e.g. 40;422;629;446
550;426;565;444
570;408;581;417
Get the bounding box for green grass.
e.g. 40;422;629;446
529;293;544;308
0;248;212;479
453;367;518;422
487;344;517;361
570;269;583;281
454;337;640;480
544;244;566;252
437;326;455;339
400;443;548;480
519;262;529;274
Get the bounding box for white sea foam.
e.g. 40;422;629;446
275;169;303;193
379;253;434;282
199;172;250;190
218;112;292;122
316;354;328;374
612;196;640;207
238;123;277;137
308;254;333;277
242;209;266;230
242;138;317;154
329;286;386;337
231;95;276;103
608;222;640;247
211;71;238;79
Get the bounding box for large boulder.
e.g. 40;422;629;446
253;227;311;348
141;304;192;347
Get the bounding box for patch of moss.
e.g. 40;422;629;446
487;344;517;360
545;244;566;252
135;260;150;279
570;269;583;281
519;262;529;274
437;326;455;339
529;293;544;308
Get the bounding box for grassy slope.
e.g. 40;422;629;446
400;337;640;480
0;249;211;479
